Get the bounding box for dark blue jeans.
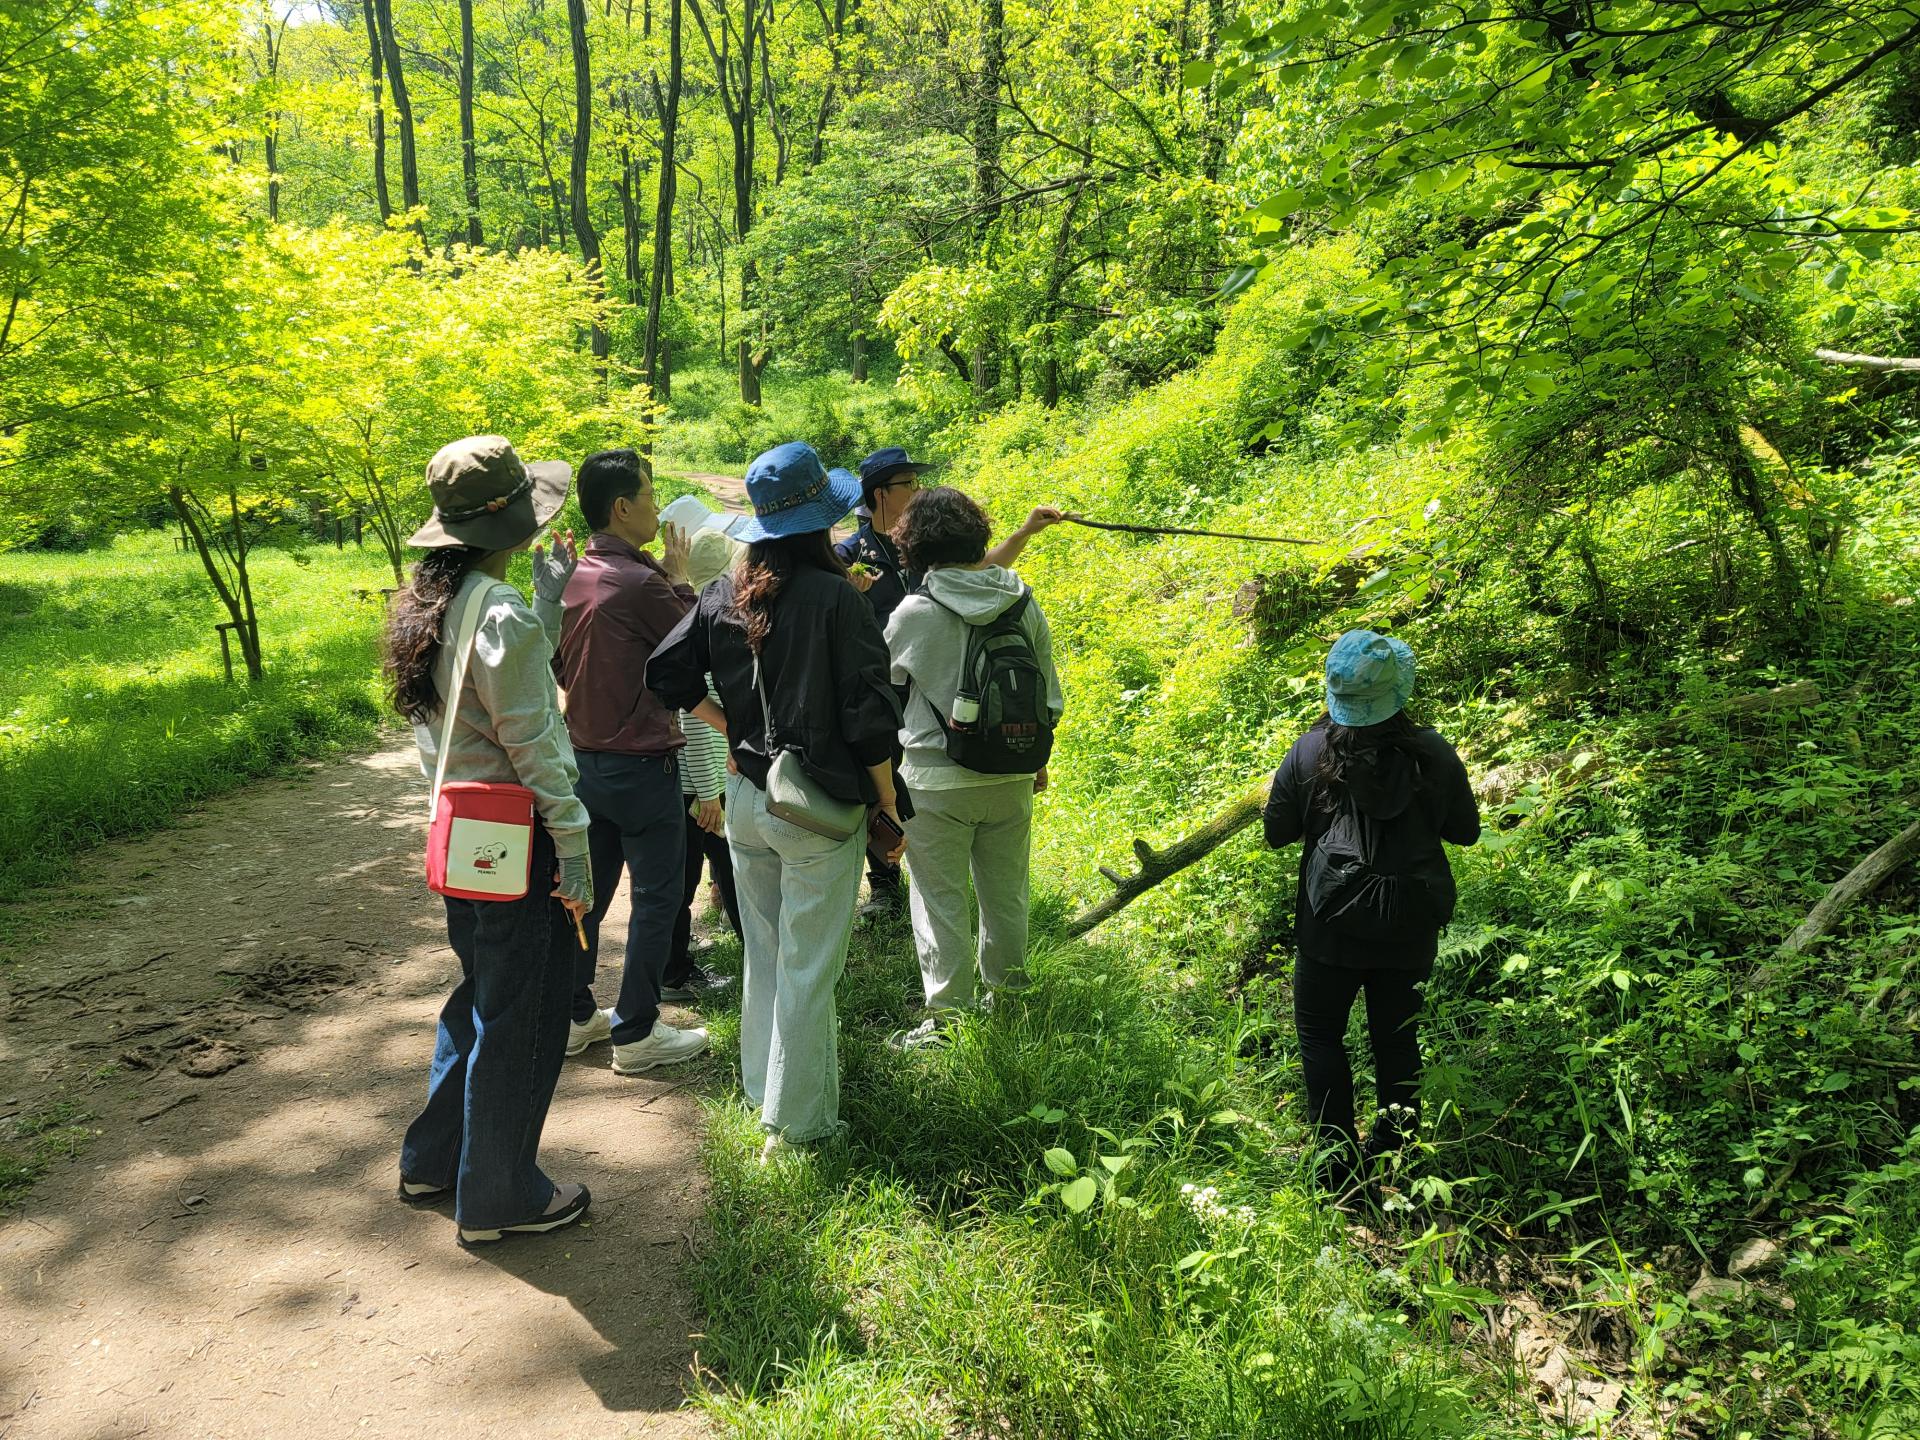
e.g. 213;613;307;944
573;750;686;1045
401;824;574;1229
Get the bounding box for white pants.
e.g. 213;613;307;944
904;780;1035;1011
726;771;864;1142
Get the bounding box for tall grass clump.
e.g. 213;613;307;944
0;532;392;901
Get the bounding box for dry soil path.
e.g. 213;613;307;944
0;743;714;1440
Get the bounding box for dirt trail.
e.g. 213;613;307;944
668;471;750;516
0;744;712;1440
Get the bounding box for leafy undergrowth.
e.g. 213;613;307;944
653;361;935;474
0;533;392;903
691;924;1537;1439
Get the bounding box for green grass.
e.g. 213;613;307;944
688;922;1530;1439
654;361;936;474
0;1099;99;1210
0;531;392;903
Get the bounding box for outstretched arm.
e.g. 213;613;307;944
985;506;1065;568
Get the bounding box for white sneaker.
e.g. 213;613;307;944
566;1007;612;1056
887;1015;952;1052
611;1019;710;1074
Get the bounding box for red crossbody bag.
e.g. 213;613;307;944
425;580;537;901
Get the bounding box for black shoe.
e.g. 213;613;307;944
856;892;905;926
397;1175;451;1207
659;966;736;1004
458;1182;591;1247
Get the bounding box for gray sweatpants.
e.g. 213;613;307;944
904;780;1035;1011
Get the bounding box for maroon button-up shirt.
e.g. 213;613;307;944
554;534;696;755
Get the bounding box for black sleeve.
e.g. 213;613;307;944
832;583;903;766
1429;733;1481;846
1263;742;1306;848
645;594;712;713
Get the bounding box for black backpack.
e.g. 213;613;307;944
932;590;1055;774
1303;764;1455;941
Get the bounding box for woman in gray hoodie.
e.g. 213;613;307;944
883;487;1065;1048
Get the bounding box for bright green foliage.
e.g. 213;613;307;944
693;927;1515;1438
0;535;390;899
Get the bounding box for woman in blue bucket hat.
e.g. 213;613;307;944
1262;629;1480;1203
647;442;904;1159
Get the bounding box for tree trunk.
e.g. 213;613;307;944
372;0;421;216
566;0;611;361
458;0;484;247
168;483;265;684
360;0;392;221
689;0;759;403
644;0;684;404
969;0;1004;398
262;14;283;223
850;327;867;381
1066;780;1272;938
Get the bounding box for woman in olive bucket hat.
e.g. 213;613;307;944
1261;629;1481;1205
383;435;596;1245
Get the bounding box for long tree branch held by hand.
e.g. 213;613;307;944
1062;514;1320;546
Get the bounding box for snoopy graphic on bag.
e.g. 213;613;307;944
471;842;512;872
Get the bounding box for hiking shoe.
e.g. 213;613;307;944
566;1007;612;1056
457;1182;591;1247
611;1020;710;1074
856;890;905;927
659;967;736;1004
887;1015;953;1052
396;1176;450;1207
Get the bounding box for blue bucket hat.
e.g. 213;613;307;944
1325;629;1416;727
735;442;863;543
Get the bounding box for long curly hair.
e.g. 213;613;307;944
732;530;847;655
385;547;486;724
1312;709;1426;812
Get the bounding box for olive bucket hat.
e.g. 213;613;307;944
408;435;573;551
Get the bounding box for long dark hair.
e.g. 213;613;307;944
732;530;847;655
1313;709;1425;811
385;546;486;724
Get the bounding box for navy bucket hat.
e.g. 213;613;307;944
1324;629;1416;727
735;442;862;543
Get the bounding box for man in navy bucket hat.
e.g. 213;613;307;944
834;445;1066;922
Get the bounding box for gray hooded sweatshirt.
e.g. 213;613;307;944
884;565;1066;790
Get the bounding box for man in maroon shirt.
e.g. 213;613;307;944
554;449;710;1074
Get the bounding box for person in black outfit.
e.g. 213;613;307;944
1263;629;1480;1196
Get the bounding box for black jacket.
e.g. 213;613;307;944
647;566;903;805
834;521;917;630
1263;721;1480;968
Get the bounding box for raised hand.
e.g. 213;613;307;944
660;520;692;584
532;528;579;604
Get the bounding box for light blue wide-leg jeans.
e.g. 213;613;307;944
725;771;865;1142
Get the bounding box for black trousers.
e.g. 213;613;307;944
1293;953;1426;1164
666;805;741;985
573;751;684;1045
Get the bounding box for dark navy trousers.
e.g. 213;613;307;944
572;750;686;1045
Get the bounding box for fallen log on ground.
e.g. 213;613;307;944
1814;348;1920;372
1762;811;1920;978
1065;684;1824;938
1065;779;1272;938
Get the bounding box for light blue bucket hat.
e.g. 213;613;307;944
1325;629;1415;727
734;442;863;543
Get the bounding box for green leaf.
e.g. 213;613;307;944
1099;1154;1132;1174
1181;59;1215;88
1251;190;1303;221
1043;1146;1078;1177
1819;1070;1853;1092
1059;1176;1098;1213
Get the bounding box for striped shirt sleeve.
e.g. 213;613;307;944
679;679;727;801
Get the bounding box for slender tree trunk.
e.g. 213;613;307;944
644;0;684;403
566;0;611;361
372;0;421;216
851;326;867;381
970;0;1004;397
360;0;392;221
459;0;483;246
735;0;761;404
